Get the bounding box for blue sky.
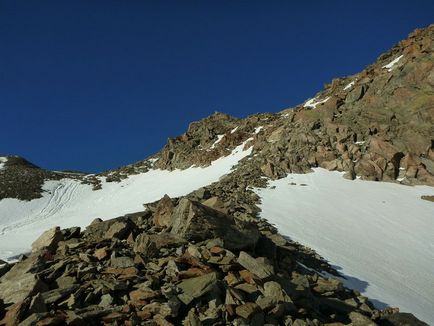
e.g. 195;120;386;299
1;1;433;172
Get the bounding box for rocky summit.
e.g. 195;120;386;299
1;25;434;325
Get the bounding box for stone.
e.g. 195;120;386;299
0;299;29;325
194;187;211;200
170;198;259;251
102;267;138;279
263;281;292;303
313;278;343;294
28;293;47;314
235;283;258;294
41;285;78;305
19;313;49;326
133;233;186;257
110;256;135;268
202;196;228;214
31;226;64;253
94;247;109;260
349;311;377;326
99;294;113;308
235;302;261;319
104;221;130;239
237;251;274;279
62;226;81;240
129;288;159;306
153;194;175;228
0;255;49;304
177;272;218;305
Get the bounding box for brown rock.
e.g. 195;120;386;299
133;233;186;257
0;255;49;304
153;194;175;228
202;196;228;214
0;299;29;326
104;221;130;239
129;289;159;306
177;272;218;305
170;199;259;251
235;302;261;319
237;251;274;279
31;227;63;253
94;247;109;260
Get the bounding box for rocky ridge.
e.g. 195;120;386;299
2;26;434;201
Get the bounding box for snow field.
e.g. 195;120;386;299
255;168;434;324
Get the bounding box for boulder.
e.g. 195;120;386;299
31;226;63;253
235;302;261;319
170;199;259;251
349;311;377;326
133;233;186;257
201;196;228;214
313;278;343;294
237;251;274;279
177;272;218;305
153;194;175;228
104;221;130;240
0;255;49;304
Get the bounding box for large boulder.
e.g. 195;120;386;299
0;255;49;304
177;272;218;305
31;227;63;253
152;194;175;228
169;198;259;251
133;233;186;257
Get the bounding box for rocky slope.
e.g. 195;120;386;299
1;25;434;325
0;196;427;326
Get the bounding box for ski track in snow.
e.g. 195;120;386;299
255;168;434;324
0;141;252;261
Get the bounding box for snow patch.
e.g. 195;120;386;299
230;127;239;134
209;135;225;149
0;157;7;170
0;140;253;261
254;126;263;134
343;81;355;91
255;168;434;324
304;97;330;109
382;55;404;72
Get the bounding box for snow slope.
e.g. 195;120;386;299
0;141;252;261
255;168;434;324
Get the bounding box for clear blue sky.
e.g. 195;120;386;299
1;1;433;172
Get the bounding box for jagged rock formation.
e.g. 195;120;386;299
1;25;434;325
150;26;434;186
0;195;426;325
